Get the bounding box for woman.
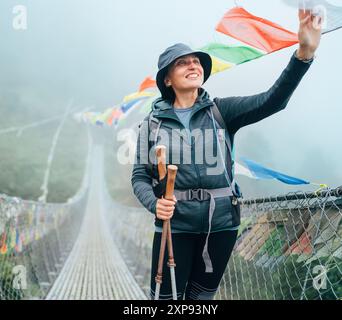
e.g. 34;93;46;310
131;9;322;300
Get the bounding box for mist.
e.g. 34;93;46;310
1;0;341;199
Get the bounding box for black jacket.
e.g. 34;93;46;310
131;52;312;232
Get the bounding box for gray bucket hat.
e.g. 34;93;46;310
156;43;212;100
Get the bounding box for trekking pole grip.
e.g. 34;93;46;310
155;145;167;180
165;165;177;200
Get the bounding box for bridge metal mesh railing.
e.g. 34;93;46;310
103;179;154;297
0;133;92;300
106;186;342;300
218;186;342;300
0;191;88;300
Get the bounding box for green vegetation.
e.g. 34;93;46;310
0;94;88;202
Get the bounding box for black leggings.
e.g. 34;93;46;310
150;230;238;300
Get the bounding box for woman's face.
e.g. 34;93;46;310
164;54;204;93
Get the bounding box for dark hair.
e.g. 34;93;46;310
163;87;176;102
163;64;176;102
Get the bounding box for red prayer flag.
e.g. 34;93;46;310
216;7;299;53
107;115;114;126
0;232;8;254
139;76;156;92
286;232;313;255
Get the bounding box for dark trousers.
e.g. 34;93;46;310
150;230;238;300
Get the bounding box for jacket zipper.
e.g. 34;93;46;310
155;104;214;232
155;104;212;189
190;134;202;187
189;115;205;232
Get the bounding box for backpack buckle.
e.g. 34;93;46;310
190;189;204;201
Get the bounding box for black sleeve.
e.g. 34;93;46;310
130;117;158;215
215;51;313;133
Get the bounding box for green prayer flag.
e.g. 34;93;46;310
200;43;264;65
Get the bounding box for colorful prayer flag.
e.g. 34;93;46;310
201;43;264;65
0;232;8;255
10;228;16;249
15;231;23;253
216;7;299;53
210;56;234;74
123;91;155;103
121;98;147;114
139;76;157;92
236;157;310;185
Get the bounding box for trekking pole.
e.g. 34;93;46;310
154;146;178;300
164;165;178;300
154;145;167;300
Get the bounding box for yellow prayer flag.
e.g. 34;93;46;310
123;91;156;103
210;56;234;75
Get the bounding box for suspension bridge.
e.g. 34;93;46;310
0;120;341;300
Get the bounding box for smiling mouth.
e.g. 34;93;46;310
186;73;200;79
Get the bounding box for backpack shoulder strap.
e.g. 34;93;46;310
146;111;162;177
207;101;232;155
148;111;162;148
209;101;241;196
211;99;227;131
148;111;159;133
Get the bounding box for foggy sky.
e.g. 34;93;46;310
1;0;341;197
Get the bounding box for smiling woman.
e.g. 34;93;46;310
131;8;323;299
164;54;204;104
155;43;212;103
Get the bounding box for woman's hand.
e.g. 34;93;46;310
156;195;177;220
297;8;323;60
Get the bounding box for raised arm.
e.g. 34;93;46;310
215;8;322;133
